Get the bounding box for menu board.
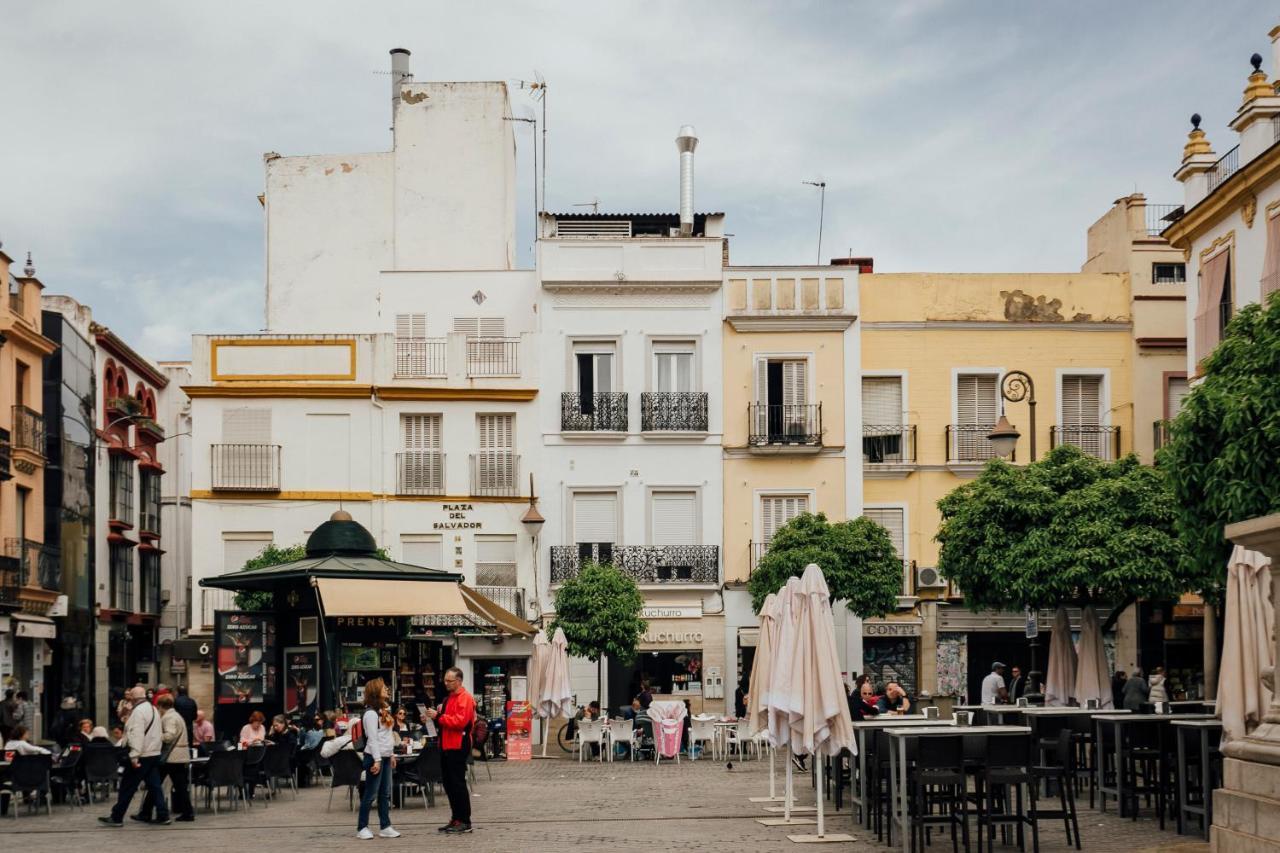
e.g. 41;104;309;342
284;646;319;717
506;701;533;761
215;611;278;704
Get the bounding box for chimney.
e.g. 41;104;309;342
676;125;698;236
390;48;413;127
831;256;874;273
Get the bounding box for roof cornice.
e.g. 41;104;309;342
92;323;169;388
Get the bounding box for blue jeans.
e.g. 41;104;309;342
110;756;167;822
358;756;393;831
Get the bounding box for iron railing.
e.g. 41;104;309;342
1153;420;1172;452
1144;204;1181;237
561;392;629;432
474;585;525;620
748;403;822;446
946;424;1007;462
748;541;769;578
0;427;10;481
394;338;448;378
640;391;709;431
3;539;60;590
8;287;24;318
0;555;18;608
863;424;916;464
397;450;445;495
465;337;519;377
550;544;720;585
11;405;45;456
1050;425;1122;460
470;452;519;497
211;444;281;491
1207;145;1240;192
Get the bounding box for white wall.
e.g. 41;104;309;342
156;363;192;638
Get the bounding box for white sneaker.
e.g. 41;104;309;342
378;827;402;838
357;828;375;840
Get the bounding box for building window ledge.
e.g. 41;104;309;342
863;463;918;480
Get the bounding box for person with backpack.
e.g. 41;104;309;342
424;666;476;834
99;686;167;827
356;678;400;840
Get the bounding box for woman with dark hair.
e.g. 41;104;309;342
356;678;400;840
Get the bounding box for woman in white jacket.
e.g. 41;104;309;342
356;678;399;840
1148;666;1169;704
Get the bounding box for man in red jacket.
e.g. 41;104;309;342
425;666;475;834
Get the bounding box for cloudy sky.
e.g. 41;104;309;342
1;1;1274;359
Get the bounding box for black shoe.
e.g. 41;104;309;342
130;814;152;824
445;823;473;834
175;815;195;823
791;755;807;772
154;817;172;826
98;817;123;827
438;821;458;833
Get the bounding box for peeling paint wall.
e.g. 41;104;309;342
861;273;1131;324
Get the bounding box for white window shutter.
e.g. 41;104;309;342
222;408;271;443
573;493;618;543
863;508;905;557
478;317;505;338
651;492;696;546
862;377;903;426
401;535;443;569
1167;377;1190;419
475;535;517;564
782;360;807;406
453;317;479;336
395;313;427;339
956;374;997;459
761;495;808;544
1061;374;1103;456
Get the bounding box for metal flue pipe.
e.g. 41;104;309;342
676;125;698;236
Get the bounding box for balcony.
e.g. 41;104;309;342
945;424;1010;464
11;405;45;457
1153;420;1172;452
466;337;519;377
561;392;628;432
474;585;526;620
211;444;281;491
862;424;917;467
0;556;19;609
394;338;448;378
1144;204;1181;237
748;403;822;449
747;541;769;578
1050;425;1121;461
3;539;61;591
0;427;10;481
470;452;519;497
550;544;720;585
641;392;709;432
1207;145;1240;192
397;450;445;496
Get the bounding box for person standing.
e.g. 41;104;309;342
425;666;476;834
1148;667;1169;704
1122;668;1150;711
136;694;194;823
356;678;400;840
1;689;18;742
99;686;168;827
1111;670;1128;710
1009;666;1027;702
173;686;198;745
981;662;1007;705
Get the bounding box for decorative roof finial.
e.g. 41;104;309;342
1245;54;1271;102
1182;114;1214;163
1191;113;1202;130
1252;52;1264;73
23;251;35;278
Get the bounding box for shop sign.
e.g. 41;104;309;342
332;616;403;640
863;621;922;638
642;630;704;645
14;619;56;639
641;605;701;620
434;503;483;530
215;612;278;704
1173;604;1205;620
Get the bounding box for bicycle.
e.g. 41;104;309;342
556;718;577;753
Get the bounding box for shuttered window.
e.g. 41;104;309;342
1061;375;1102;427
1167;377;1190;419
477;414;513;449
862;377;903;426
395;313;427;339
222;408;271;443
401;414;443;492
761;495;808;544
573;492;618;544
955;374;997;459
863;508;905;558
402;414;441;449
453;317;505;337
224;534;272;573
401;534;443;569
754;359;808;406
476;414;515;490
651;491;697;546
475;535;518;586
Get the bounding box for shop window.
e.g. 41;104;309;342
635;650;703;696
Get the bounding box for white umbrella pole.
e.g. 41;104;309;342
769;746;777;799
541;717;550;757
815;755;825;837
784;746;794;821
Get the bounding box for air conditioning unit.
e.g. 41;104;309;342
915;565;947;590
299;616;319;645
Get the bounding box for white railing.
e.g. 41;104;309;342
394;338;448;378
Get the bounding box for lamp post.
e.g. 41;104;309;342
521;474;546;621
988;370;1043;699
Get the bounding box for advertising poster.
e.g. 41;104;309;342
284;646;319;717
215;611;278;704
505;700;533;761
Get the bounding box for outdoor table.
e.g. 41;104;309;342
886;724;1031;853
1094;712;1215;817
849;715;938;829
1169;700;1214;713
1172;719;1222;840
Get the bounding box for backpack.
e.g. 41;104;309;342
470;715;488;750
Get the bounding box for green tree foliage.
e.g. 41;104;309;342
935;444;1197;624
550;561;647;700
1161;296;1280;600
747;512;903;616
231;543;391;611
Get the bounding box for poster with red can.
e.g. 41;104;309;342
215;611;278;704
505;700;533;761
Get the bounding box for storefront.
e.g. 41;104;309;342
861;617;922;698
605;605;725;716
1138;599;1211;700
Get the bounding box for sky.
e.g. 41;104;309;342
1;1;1275;359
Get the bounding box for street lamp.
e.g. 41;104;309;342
521;474;546;621
987;370;1037;462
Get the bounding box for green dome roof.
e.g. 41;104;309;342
305;511;378;557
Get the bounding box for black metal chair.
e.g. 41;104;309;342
327;749;363;812
977;734;1039;853
197;749;248;814
7;754;54;817
394;754;433;810
242;744;268;806
49;749;83;809
81;743;121;803
263;743;297;799
910;734;969;853
1121;720;1166;826
1030;728;1081;850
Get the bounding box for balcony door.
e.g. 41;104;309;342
572;491;618;565
476;414;515;492
955;373;998;460
574;346;615;415
755;358;807;441
1060;374;1103;457
654;347;694;393
761;494;808;546
401;414;443;493
862;376;904;462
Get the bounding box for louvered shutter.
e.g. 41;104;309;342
395;314;428;376
863;508;905;557
761;495;808;544
402;414;442;491
1061;375;1102;456
1166;377;1190;419
651;492;697;546
862;377;903;426
222;409;273;488
476;414;514;490
396;313;427;339
754;359;770;437
573;493;618;544
453;317;479;337
782;360;807;405
956;374;997;459
478;318;505;337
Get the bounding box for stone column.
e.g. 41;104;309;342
1212;512;1280;851
1204;603;1219;702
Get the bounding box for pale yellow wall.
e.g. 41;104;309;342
0;266;50;547
860;273;1131;324
1132;349;1186;462
721;325;847;448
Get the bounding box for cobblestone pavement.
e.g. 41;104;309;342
6;755;1206;852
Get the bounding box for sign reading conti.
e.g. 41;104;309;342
643;630;704;645
863;621;923;638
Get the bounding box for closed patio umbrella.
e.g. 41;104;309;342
1044;606;1077;707
1073;605;1112;709
1217;545;1274;742
537;627;574;756
745;592;784;802
529;630;549;748
767;576;803;751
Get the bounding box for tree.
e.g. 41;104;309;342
747;512;903;616
1161;295;1280;601
550;561;647;704
231;543;391;611
935;444;1200;630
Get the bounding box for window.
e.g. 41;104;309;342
572;491;618;563
400;414;443;494
474;414;516;493
110;544;133;611
453;317;505;338
109;455;135;524
139;551;161;614
754;358;812;442
862;376;905;463
653;344;695;393
222;407;271;444
1060;374;1104;456
633;651;703;696
140;470;162;534
1167;376;1190;420
954;373;999;460
215;408;277;491
475;535;517;586
574;344;615;396
761;494;808;545
401;534;444;569
1194;249;1232;362
223;533;272;573
396;313;427;340
650;491;697;546
1264;213;1280;301
864;506;907;596
1152;263;1186;285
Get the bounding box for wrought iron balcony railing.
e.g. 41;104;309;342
945;424;1009;463
1051;425;1121;460
466;337;519;377
1153;420;1172;452
862;424;916;464
561;392;629;432
748;403;822;446
11;405;45;456
211;444;281;491
1207;145;1240;192
550;544;720;585
470;452;519;497
394;338;448;378
748;541;769;578
641;391;709;431
398;451;445;495
3;539;60;590
474;585;525;620
0;427;10;481
0;556;18;608
1144;204;1181;237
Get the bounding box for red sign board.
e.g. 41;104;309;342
505;701;533;761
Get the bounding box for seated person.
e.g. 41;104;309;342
88;725;113;744
319;719;355;758
76;718;95;744
849;678;880;720
875;681;913;715
574;700;602;722
623;698;642;721
3;725;51;755
300;716;327;751
110;724;126;747
239;710;268;745
266;714;297;750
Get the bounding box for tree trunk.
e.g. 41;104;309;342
598;656;604;710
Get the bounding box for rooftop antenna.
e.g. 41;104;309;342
803;180;827;265
504;106;538;260
521;72;547;211
572;199;600;214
